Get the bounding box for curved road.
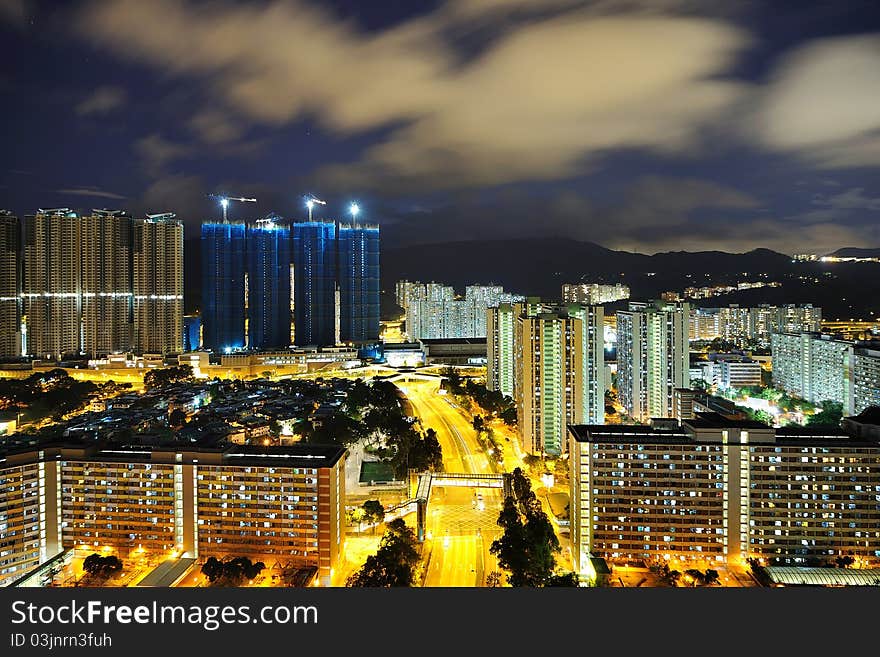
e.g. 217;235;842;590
400;379;502;587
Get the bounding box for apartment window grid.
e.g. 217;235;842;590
60;461;177;551
196;466;321;560
746;446;880;561
584;442;726;560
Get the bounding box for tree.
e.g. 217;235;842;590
545;572;579;587
201;556;265;586
472;414;486;435
808;401;844;427
704;569;720;585
684;569;706;586
346;519;421;587
489;468;561;587
835;555;855;568
485;571;502;587
144;365;195;391
82;554;123;579
362;500;385;530
169;408;187;428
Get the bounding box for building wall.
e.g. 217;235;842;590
60;460;177;552
516;307;603;456
0;212;20;357
570;425;880;574
487;303;516;398
771;333;854;413
201;222;247;352
293;222;337;347
745;444;880;561
338;224;380;344
134;217;184;354
22;211;82;359
0;463;42;585
853;349;880;414
80;212;132;357
618;302;689;422
1;448;346;585
248;222;292;350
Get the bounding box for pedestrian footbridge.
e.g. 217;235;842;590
406;471;511;541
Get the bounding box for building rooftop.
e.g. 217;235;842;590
418;337;487;345
765;567;880;587
683;412;770;430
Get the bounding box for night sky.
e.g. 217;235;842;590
2;0;880;254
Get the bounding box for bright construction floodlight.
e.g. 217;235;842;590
220;198;229;209
350;202;360;218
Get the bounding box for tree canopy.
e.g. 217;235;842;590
489;468;573;587
346;519;421;587
201;556;266;586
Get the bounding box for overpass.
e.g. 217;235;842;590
408;471;512;541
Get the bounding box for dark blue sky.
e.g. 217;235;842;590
2;0;880;253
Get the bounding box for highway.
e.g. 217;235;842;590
400;379;502;586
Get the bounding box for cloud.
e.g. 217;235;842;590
0;0;27;27
55;187;127;200
812;187;880;211
75;85;127;116
134;134;192;176
77;0;750;190
188;108;244;144
753;34;880;169
381;175;760;248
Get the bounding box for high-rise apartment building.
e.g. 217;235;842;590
487;303;516;398
569;415;880;576
22;209;82;360
514;304;604;456
771;332;852;411
399;280;520;340
690;307;720;341
22;209;185;359
248;218;292;350
617;301;690;422
338;223;380;344
854;348;880;413
133;214;183;354
772;333;880;415
562;282;630;305
80;210;133;357
0;210;20;358
200;214;380;351
293;221;337;347
201;222;247;353
0;442;346;587
696;304;823;346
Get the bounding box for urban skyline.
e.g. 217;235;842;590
2;0;880;596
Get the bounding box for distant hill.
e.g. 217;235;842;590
828;247;880;258
381;238;792;299
184;235;880;321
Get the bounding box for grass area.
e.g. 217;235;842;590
359;460;396;483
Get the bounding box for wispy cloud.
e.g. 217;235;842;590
134;134;192;176
77;0;750;190
76;85;128;116
812;187;880;211
55;187;127;200
752;34;880;169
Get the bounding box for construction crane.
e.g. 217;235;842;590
304;194;326;221
207;193;257;222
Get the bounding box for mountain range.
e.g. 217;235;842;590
183;237;880;321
